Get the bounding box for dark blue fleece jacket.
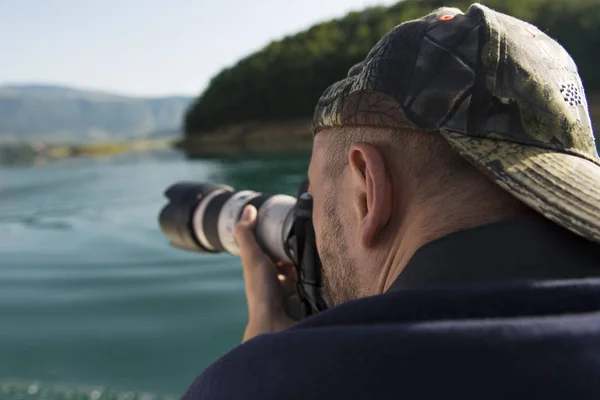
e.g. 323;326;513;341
182;216;600;399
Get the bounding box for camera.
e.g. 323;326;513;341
158;180;328;317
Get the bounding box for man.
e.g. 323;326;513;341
183;4;600;399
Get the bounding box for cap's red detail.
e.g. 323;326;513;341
526;26;539;37
439;15;454;21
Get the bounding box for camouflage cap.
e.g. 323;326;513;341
312;3;600;244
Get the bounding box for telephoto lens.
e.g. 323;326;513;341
159;182;297;264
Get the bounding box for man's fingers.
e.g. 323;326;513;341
233;205;267;267
234;205;299;341
234;205;284;313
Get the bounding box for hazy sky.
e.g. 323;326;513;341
0;0;398;97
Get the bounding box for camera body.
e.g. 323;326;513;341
159;180;328;317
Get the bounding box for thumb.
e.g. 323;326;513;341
234;205;265;265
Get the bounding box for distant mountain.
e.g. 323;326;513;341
0;84;193;144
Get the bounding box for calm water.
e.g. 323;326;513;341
0;150;310;399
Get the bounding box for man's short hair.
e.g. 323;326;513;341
321;126;531;225
323;126;476;193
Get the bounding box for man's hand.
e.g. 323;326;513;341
234;205;298;342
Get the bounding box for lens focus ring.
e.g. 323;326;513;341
218;191;262;255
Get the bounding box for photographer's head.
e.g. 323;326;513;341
309;126;529;305
309;4;600;306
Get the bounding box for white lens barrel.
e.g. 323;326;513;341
191;186;297;263
218;191;262;255
255;195;297;263
192;189;229;251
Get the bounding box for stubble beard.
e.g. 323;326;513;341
319;193;360;307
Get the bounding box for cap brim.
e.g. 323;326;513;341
440;130;600;244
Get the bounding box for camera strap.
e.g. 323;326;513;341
292;192;329;317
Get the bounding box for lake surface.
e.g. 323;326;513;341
0;150;311;399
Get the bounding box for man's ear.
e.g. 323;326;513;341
348;143;392;248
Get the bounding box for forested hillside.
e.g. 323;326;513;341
185;0;600;136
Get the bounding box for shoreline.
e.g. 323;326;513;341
0;138;173;166
176;119;314;157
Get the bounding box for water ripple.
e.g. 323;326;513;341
0;150;310;398
0;379;177;400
